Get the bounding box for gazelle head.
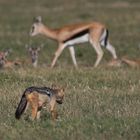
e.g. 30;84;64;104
0;49;12;67
26;44;43;67
30;16;44;36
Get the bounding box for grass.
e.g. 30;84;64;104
0;0;140;140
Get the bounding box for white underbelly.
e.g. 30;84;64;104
64;34;89;46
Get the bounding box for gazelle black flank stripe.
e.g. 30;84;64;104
63;29;89;43
104;29;109;47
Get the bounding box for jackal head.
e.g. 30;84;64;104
56;88;65;104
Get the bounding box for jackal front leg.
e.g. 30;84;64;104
28;94;39;120
50;98;58;120
36;103;43;120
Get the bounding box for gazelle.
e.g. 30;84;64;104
30;16;117;68
0;49;11;68
0;49;21;68
107;57;140;68
26;44;43;67
2;60;21;69
0;52;8;67
122;57;140;68
107;58;122;67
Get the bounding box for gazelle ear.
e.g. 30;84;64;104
37;47;41;52
34;16;42;23
8;48;12;53
25;44;32;52
28;47;32;52
4;48;12;55
37;44;44;51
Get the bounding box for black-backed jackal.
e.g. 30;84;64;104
15;86;64;120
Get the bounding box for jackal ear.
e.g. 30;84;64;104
51;84;58;89
61;87;65;92
34;16;42;23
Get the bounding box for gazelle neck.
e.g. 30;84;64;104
42;25;58;40
32;60;38;68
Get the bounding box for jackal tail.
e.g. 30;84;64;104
15;93;27;119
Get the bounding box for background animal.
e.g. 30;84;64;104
107;57;140;68
25;44;44;67
121;57;140;68
0;49;21;68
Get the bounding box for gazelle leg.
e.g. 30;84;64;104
68;46;78;68
90;40;104;67
51;44;65;68
106;42;117;59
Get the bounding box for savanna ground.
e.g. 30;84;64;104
0;0;140;140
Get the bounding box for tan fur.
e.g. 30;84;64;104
53;22;105;42
107;59;122;67
122;57;140;68
0;50;21;68
30;16;117;68
3;60;21;68
25;88;64;120
107;57;140;68
25;44;44;67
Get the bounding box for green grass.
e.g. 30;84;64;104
0;0;140;140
